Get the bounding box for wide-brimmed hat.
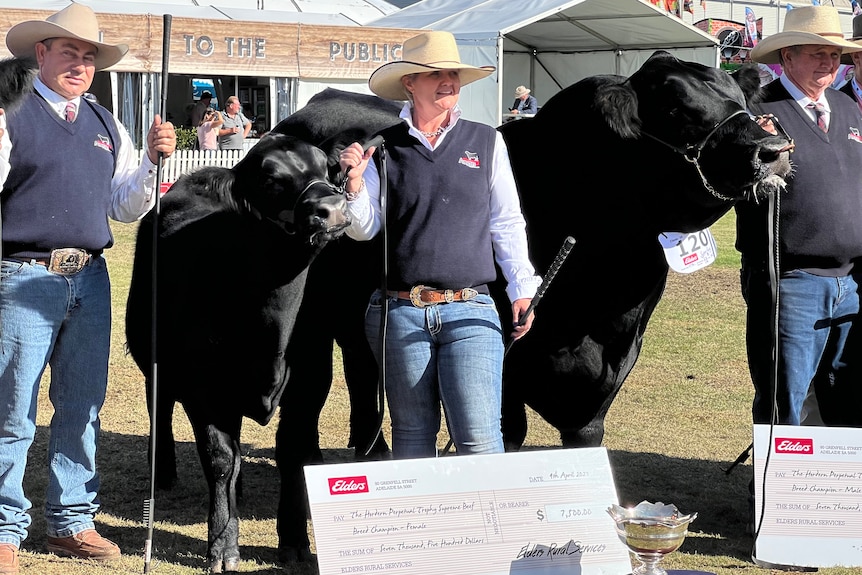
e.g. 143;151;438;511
369;31;495;101
6;3;128;71
514;85;530;97
201;91;213;99
750;5;862;65
843;13;862;63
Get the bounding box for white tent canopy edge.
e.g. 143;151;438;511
370;0;720;126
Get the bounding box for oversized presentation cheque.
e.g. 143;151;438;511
753;424;862;568
304;447;632;575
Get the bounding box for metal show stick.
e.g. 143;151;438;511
143;13;171;575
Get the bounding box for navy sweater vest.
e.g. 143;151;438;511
736;87;862;274
380;120;497;291
3;92;119;259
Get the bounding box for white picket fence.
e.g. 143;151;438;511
141;149;248;184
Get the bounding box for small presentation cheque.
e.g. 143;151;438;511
753;424;862;568
304;447;632;575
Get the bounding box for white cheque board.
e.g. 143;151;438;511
304;447;632;575
753;424;862;568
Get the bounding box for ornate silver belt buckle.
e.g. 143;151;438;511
460;288;478;301
48;248;89;275
409;285;430;308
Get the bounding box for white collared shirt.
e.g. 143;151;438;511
780;73;830;129
0;76;158;222
346;102;542;303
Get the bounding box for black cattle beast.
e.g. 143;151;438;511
124;50;793;572
124;133;351;573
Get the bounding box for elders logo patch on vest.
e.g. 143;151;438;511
458;150;480;169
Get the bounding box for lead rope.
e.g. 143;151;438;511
364;141;388;458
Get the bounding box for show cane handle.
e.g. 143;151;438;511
515;235;576;326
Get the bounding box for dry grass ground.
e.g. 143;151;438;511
13;213;859;574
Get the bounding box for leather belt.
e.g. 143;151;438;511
388;285;479;308
14;248;93;275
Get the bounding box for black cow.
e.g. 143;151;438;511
261;51;792;561
124;133;351;573
494;51;791;450
268;90;402;562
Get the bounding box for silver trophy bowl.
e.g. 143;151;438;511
607;501;698;575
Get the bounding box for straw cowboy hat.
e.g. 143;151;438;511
514;86;531;98
6;2;128;71
750;5;862;65
369;31;495;100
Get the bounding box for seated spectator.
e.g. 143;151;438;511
510;85;538;115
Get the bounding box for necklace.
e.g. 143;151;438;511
418;126;445;138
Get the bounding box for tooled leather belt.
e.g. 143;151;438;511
387;285;479;308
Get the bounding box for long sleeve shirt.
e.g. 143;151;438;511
346;102;542;303
0;76;158;222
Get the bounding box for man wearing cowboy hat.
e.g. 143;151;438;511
737;6;862;432
840;14;862;111
509;85;537;116
0;3;175;572
337;30;541;460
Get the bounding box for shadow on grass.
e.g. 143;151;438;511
22;427;754;571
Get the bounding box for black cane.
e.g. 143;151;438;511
504;235;576;355
143;13;171;575
442;235;576;455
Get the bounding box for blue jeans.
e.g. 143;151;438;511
365;291;505;459
742;265;860;425
0;257;111;545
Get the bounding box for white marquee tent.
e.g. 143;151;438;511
370;0;721;125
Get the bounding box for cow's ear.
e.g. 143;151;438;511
595;82;640;139
732;64;763;105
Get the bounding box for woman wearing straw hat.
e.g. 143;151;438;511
0;3;175;571
336;30;542;459
736;4;862;433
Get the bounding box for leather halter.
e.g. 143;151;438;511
640;108;753;202
242;178;332;236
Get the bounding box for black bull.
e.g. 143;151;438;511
125;51;791;569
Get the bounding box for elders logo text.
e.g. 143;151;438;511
775;437;814;454
329;476;369;495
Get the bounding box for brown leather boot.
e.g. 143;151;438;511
0;544;19;575
45;529;120;560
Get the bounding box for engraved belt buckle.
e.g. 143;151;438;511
48;248;89;275
409;285;431;308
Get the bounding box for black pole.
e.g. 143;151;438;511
143;13;171;575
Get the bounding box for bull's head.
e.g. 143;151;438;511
231;133;351;247
597;51;792;206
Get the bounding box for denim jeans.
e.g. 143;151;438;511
365;291;505;459
0;257;111;545
742;265;860;425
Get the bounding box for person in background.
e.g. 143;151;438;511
337;31;542;460
197;106;223;151
0;4;176;573
737;5;862;429
840;14;862;111
218;95;251;150
189;90;212;128
509;85;537;115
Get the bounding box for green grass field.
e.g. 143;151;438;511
14;212;859;574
